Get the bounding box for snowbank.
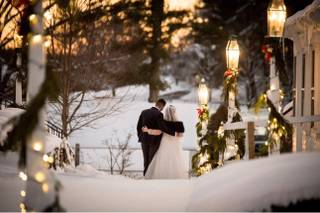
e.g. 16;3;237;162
187;152;320;211
1;152;320;211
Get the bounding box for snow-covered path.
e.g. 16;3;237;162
59;173;194;211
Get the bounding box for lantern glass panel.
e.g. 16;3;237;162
267;0;286;37
198;81;209;105
226;39;240;70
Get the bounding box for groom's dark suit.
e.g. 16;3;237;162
137;107;175;176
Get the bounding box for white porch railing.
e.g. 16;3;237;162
223;115;320;159
224;120;267;160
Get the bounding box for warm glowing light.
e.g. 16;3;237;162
170;28;191;48
29;14;38;25
198;79;209;105
31;34;43;44
267;0;286;37
34;172;45;182
19;171;28;181
32;141;43;152
20;190;26;197
166;0;200;11
226;36;240;70
19;203;25;210
48;156;54;164
43;154;49;162
29;14;36;21
44;11;53;20
265;141;269;146
44;40;51;48
42;183;49;193
43;154;54;163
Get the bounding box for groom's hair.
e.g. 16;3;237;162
156;99;166;108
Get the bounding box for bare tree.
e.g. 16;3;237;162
46;0;134;139
104;132;134;175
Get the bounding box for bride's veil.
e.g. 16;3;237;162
164;105;178;122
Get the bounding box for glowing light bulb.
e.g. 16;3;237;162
42;183;49;193
19;172;28;181
31;35;42;44
48;156;54;164
32;141;43;152
29;14;37;23
44;40;51;48
19;203;25;210
34;172;45;182
43;154;49;162
20;190;26;197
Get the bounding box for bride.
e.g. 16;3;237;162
142;105;188;179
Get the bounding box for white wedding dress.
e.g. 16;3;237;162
145;133;188;179
145;106;188;179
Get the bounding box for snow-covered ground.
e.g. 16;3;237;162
1;152;320;211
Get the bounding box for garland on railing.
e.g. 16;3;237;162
254;93;292;152
196;104;209;137
192;104;246;176
192;68;245;176
193;104;211;176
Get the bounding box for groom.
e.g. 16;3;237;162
137;99;176;176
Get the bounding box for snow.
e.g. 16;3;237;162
187;152;320;212
285;0;320;28
1;151;320;211
0;108;61;152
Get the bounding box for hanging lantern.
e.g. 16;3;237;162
226;36;240;70
267;0;287;37
198;79;209;105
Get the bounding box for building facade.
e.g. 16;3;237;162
284;0;320;151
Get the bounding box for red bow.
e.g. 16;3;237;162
224;69;233;78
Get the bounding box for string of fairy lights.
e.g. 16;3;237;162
17;1;54;212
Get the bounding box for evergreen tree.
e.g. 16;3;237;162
108;0;190;102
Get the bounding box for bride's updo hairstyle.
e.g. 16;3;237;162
164;105;179;122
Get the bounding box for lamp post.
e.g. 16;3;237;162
266;0;287;154
225;36;240;122
198;78;209;106
223;36;240;163
197;78;209;137
196;79;211;174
